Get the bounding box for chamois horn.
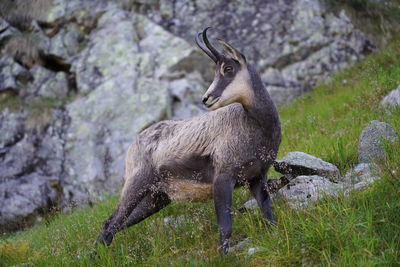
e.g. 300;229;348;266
195;27;221;63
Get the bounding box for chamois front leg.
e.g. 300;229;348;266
250;174;276;225
213;172;235;254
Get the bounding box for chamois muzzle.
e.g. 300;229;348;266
195;27;221;63
202;95;220;108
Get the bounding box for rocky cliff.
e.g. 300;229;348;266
0;0;375;231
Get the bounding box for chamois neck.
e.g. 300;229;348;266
244;64;281;135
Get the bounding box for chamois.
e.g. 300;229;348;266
96;27;282;254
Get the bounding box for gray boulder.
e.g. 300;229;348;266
267;174;297;193
343;163;378;185
239;199;258;212
47;24;86;60
0;109;25;149
276;175;340;207
27;66;70;98
358;120;398;163
0;108;66;232
0;173;59;232
381;85;400;107
0;136;36;183
343;163;380;192
274;152;340;182
239;174;295;212
274;164;382;208
0;56;30;93
166;67;209;120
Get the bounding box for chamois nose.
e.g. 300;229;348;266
202;96;209;105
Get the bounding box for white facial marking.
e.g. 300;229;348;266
211;67;253;110
204;76;218;97
219;62;225;76
203;76;220;108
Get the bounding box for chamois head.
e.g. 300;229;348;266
195;27;253;110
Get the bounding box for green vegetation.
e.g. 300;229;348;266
328;0;400;46
328;0;400;21
1;40;400;266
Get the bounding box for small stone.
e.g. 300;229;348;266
358;120;398;163
163;215;185;228
0;56;27;92
228;238;250;253
248;247;260;255
381;85;400;107
276;175;340;207
238;199;258;212
343;163;378;185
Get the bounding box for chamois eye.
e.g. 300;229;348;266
224;66;233;73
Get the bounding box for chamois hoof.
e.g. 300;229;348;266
95;232;113;247
219;239;230;255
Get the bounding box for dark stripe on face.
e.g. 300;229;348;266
208;58;241;99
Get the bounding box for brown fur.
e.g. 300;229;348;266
164;180;213;202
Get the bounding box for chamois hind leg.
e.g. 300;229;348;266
122;190;170;229
96;170;157;247
249;174;276;225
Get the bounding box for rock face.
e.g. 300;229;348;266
274;151;340;182
381;85;400;107
0;173;59;231
0;56;30;93
140;0;374;105
63;9;196;203
358;120;398;163
0;0;375;230
0;108;66;231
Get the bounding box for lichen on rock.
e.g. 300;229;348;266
64;9;196;203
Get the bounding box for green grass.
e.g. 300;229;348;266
1;41;400;266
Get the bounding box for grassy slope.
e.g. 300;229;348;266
1;42;400;266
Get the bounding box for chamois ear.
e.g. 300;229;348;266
216;38;246;65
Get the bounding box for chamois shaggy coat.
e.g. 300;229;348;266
96;28;281;254
125;99;279;202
